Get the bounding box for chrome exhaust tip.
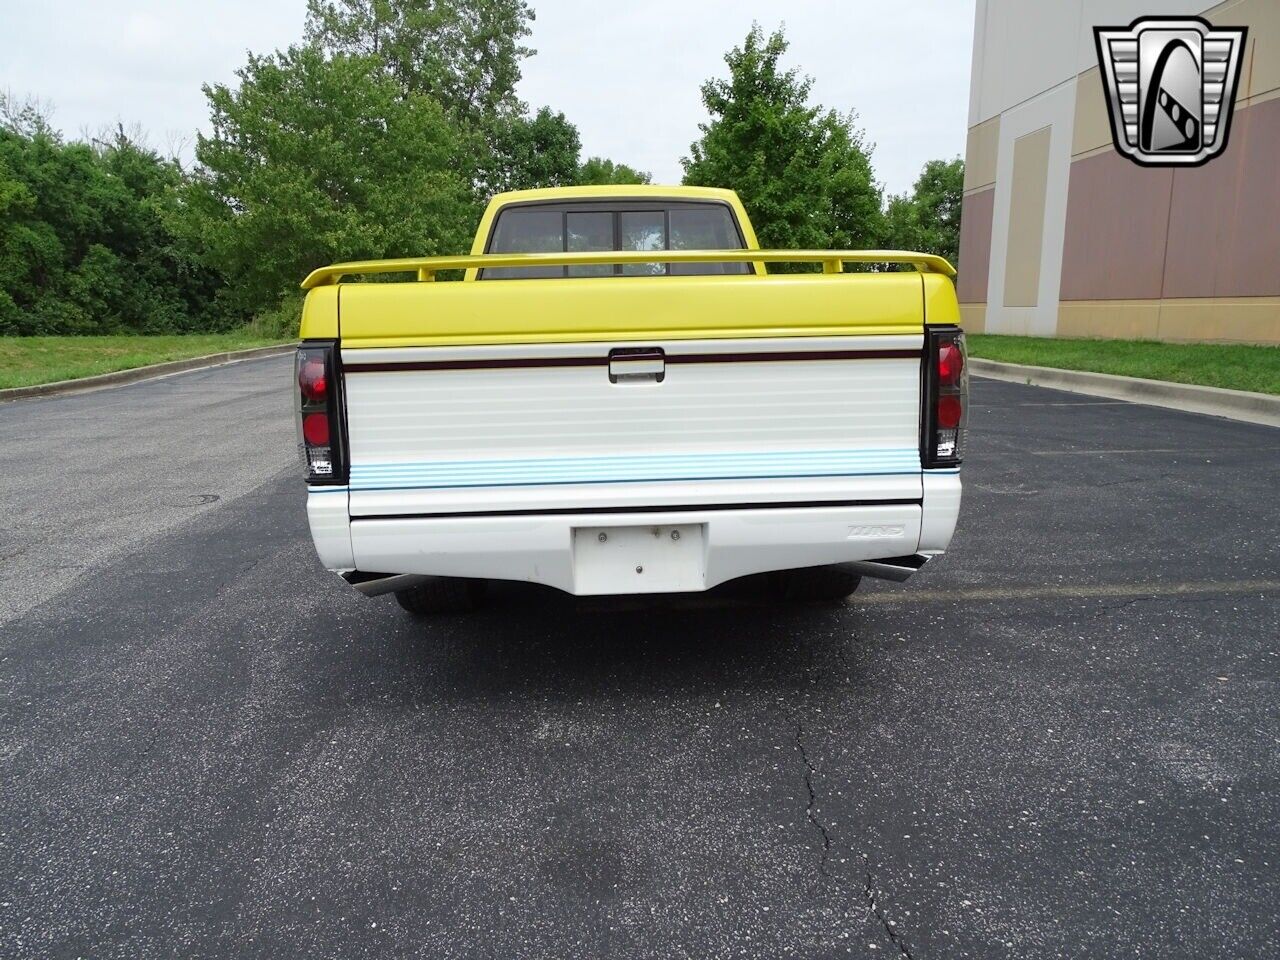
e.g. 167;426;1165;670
845;553;933;583
341;571;431;597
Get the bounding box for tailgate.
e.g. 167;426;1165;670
338;274;925;517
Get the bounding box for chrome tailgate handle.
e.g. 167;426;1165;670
608;347;666;383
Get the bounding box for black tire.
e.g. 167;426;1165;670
774;565;862;603
393;577;486;615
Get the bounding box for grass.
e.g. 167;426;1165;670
6;330;1277;396
0;333;292;390
967;334;1280;396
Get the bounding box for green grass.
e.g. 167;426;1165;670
967;334;1280;396
8;331;1276;396
0;333;292;390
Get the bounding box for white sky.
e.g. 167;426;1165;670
3;0;974;198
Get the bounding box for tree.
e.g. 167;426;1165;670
576;157;651;186
175;45;475;316
304;0;650;198
882;158;963;266
682;25;883;258
482;106;581;193
304;0;534;123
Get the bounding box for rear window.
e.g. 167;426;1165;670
483;201;751;279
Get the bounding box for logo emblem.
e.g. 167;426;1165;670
1094;16;1247;167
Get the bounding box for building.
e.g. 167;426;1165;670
959;0;1279;344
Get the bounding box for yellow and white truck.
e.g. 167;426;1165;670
295;186;967;613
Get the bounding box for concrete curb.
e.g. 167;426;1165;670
970;358;1280;428
0;344;296;402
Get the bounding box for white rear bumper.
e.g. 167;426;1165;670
308;473;959;596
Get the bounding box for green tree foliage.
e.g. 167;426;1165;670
682;25;883;258
305;0;580;197
302;0;648;198
576;157;651;186
175;45;475;317
882;157;964;266
304;0;533;122
0;97;215;335
484;106;581;193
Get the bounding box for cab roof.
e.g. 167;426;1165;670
485;185;743;206
470;185;759;261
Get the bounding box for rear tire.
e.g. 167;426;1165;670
774;565;862;604
393;577;486;615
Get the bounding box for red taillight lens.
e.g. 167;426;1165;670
924;328;967;467
302;412;330;446
938;343;963;386
298;359;327;402
936;394;963;429
296;344;345;483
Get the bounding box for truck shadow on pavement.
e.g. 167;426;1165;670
382;578;875;702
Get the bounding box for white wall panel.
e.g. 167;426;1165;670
983;83;1078;336
969;0;1210;126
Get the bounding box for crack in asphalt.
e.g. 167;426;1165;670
1094;596;1146;618
863;867;914;960
793;720;832;877
1094;592;1232;620
792;719;914;957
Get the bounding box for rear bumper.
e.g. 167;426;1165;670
308;473;960;596
307;472;958;596
349;504;921;595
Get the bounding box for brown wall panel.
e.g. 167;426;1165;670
1163;95;1280;299
959;303;987;332
964;117;1001;192
1057;299;1280;344
1071;67;1112;157
1059;151;1172;301
956;187;993;304
1003;127;1052;308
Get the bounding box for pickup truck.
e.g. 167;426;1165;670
295;186;967;613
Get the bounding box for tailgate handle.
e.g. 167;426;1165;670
608;347;666;384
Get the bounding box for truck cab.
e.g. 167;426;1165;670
469;185;758;279
296;186;967;612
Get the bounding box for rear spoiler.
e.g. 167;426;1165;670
299;249;957;289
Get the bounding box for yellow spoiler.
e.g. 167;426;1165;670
300;249;956;289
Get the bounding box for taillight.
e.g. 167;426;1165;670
302;412;330;446
923;326;968;467
298;359;327;403
937;342;964;386
295;342;347;484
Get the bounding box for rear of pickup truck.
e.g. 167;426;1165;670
296;187;967;611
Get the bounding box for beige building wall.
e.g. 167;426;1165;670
959;0;1280;344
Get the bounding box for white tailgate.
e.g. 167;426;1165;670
342;335;923;516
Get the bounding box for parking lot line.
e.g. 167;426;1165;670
1027;447;1249;455
858;578;1280;605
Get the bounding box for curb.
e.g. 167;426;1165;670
0;344;296;402
970;358;1280;428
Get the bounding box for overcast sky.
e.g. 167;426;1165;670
3;0;974;198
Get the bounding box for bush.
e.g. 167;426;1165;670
246;294;306;341
0;107;220;335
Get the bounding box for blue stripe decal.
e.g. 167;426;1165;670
349;471;922;493
347;448;922;490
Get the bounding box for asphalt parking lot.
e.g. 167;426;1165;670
2;355;1277;959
